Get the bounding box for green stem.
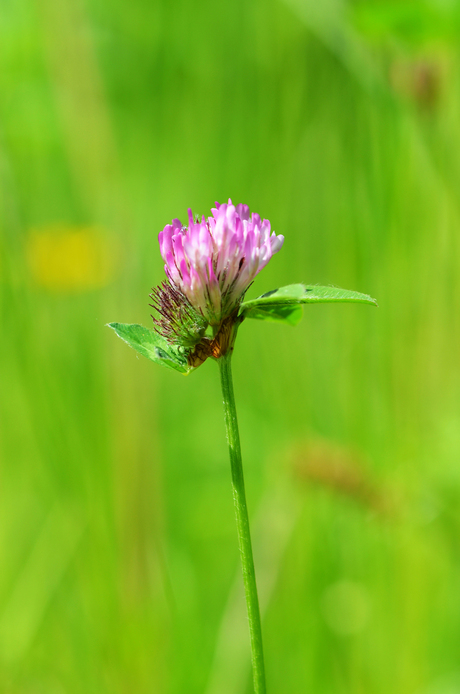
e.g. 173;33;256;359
218;351;267;694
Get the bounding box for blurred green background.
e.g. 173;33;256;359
1;0;460;691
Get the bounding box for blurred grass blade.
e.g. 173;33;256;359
281;0;385;95
240;284;378;322
108;322;192;374
0;504;84;664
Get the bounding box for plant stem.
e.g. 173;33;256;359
218;351;267;694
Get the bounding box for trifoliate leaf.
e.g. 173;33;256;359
240;284;377;321
108;323;192;374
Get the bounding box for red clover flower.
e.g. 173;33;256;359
150;200;284;361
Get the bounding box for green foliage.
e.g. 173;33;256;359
352;0;460;46
241;284;377;324
111;286;377;356
108;323;192;374
241;303;304;326
240;284;377;325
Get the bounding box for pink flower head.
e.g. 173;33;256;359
158;200;284;325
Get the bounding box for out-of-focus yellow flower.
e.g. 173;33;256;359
27;224;115;292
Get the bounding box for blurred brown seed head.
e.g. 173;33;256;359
291;439;395;517
389;53;449;112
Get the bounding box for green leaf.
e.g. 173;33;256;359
108;323;192;374
240;283;378;320
242;303;304;326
